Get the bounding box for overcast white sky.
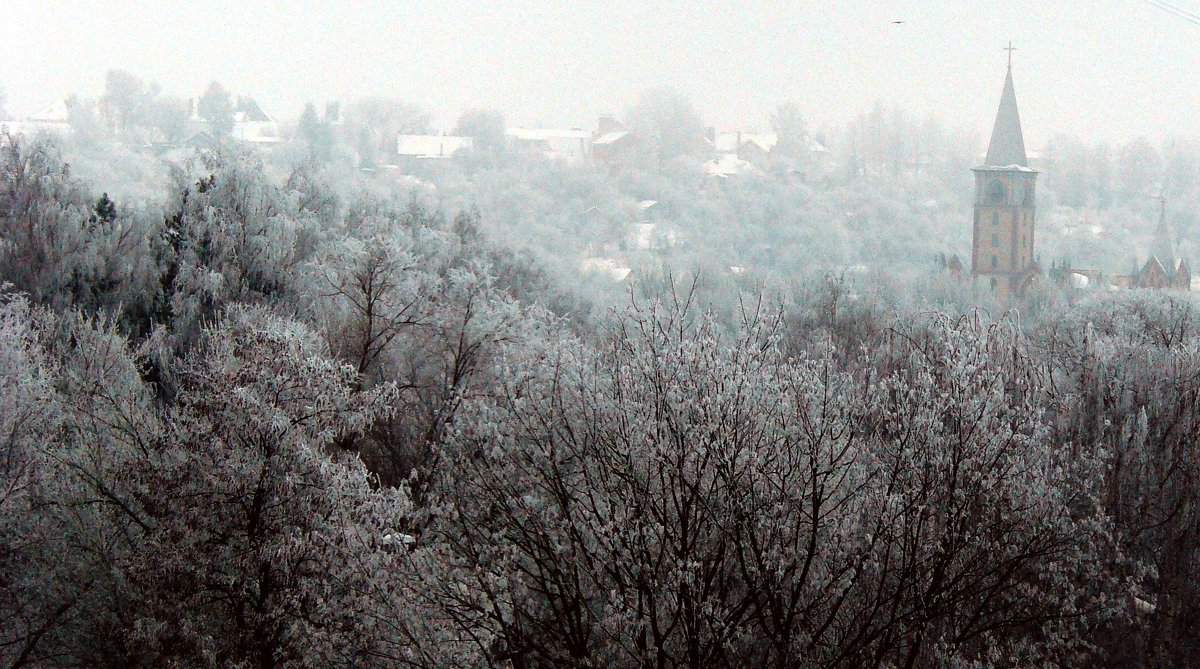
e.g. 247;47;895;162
2;1;1199;148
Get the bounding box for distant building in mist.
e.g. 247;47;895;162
0;99;73;137
713;131;775;165
1055;200;1193;292
229;97;282;145
708;129;832;182
395;134;474;160
506;127;592;161
184;96;282;146
591;115;637;172
1129;256;1191;290
1119;210;1191;290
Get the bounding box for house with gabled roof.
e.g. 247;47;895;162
230;97;281;145
592;115;639;172
27;99;71;126
1125;207;1191;290
507;127;592;161
713;131;776;166
581;256;632;283
1128;256;1190;291
1;99;73;137
184;95;280;146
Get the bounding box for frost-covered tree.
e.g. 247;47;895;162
625;87;707;168
298;101;335;162
145;94;190;144
771;101;808;159
156;148;323;344
453;108;507;165
345;97;430;168
1036;292;1200;666
0;133;159;321
312;231;438;382
99;69;148;138
198;81;235;138
0;291;64;669
309;201;548;485
428;294;1120;668
2;305;479;667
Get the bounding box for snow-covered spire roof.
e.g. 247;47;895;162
28;99;70;124
983;64;1028;168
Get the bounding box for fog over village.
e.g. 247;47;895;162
2;2;1200;667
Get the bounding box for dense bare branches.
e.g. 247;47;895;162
428;298;1117;668
0;137;1193;668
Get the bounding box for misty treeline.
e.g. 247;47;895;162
16;68;1200;278
12;69;1199;292
1;128;1198;669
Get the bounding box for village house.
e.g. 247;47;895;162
591;115;638;172
506;127;592;161
185;96;281;146
1130;256;1191;290
229;97;282;145
1059;208;1192;292
712;130;776;166
395;134;474;160
629;199;677;252
702;153;762;182
708;128;833;180
580;256;632;283
0;99;73;137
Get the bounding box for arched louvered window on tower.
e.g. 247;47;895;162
987;180;1006;204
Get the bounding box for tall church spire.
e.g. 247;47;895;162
970;45;1039;297
983;53;1029;168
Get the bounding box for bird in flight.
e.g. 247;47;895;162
892;20;905;24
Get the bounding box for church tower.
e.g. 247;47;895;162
972;46;1039;295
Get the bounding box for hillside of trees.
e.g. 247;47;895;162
1;94;1199;666
9;71;1199;297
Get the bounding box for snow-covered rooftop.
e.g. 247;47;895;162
972;164;1038;173
713;131;776;154
396;134;474;158
506;127;591;141
593;130;630;145
27;99;70;124
581;257;632;282
703;153;760;177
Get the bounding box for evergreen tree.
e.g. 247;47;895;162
197;81;234;137
92;192;117;225
298;101;333;160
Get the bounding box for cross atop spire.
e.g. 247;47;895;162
1004;41;1017;69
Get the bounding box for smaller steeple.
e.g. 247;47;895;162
1150;197;1176;268
983;46;1029;168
